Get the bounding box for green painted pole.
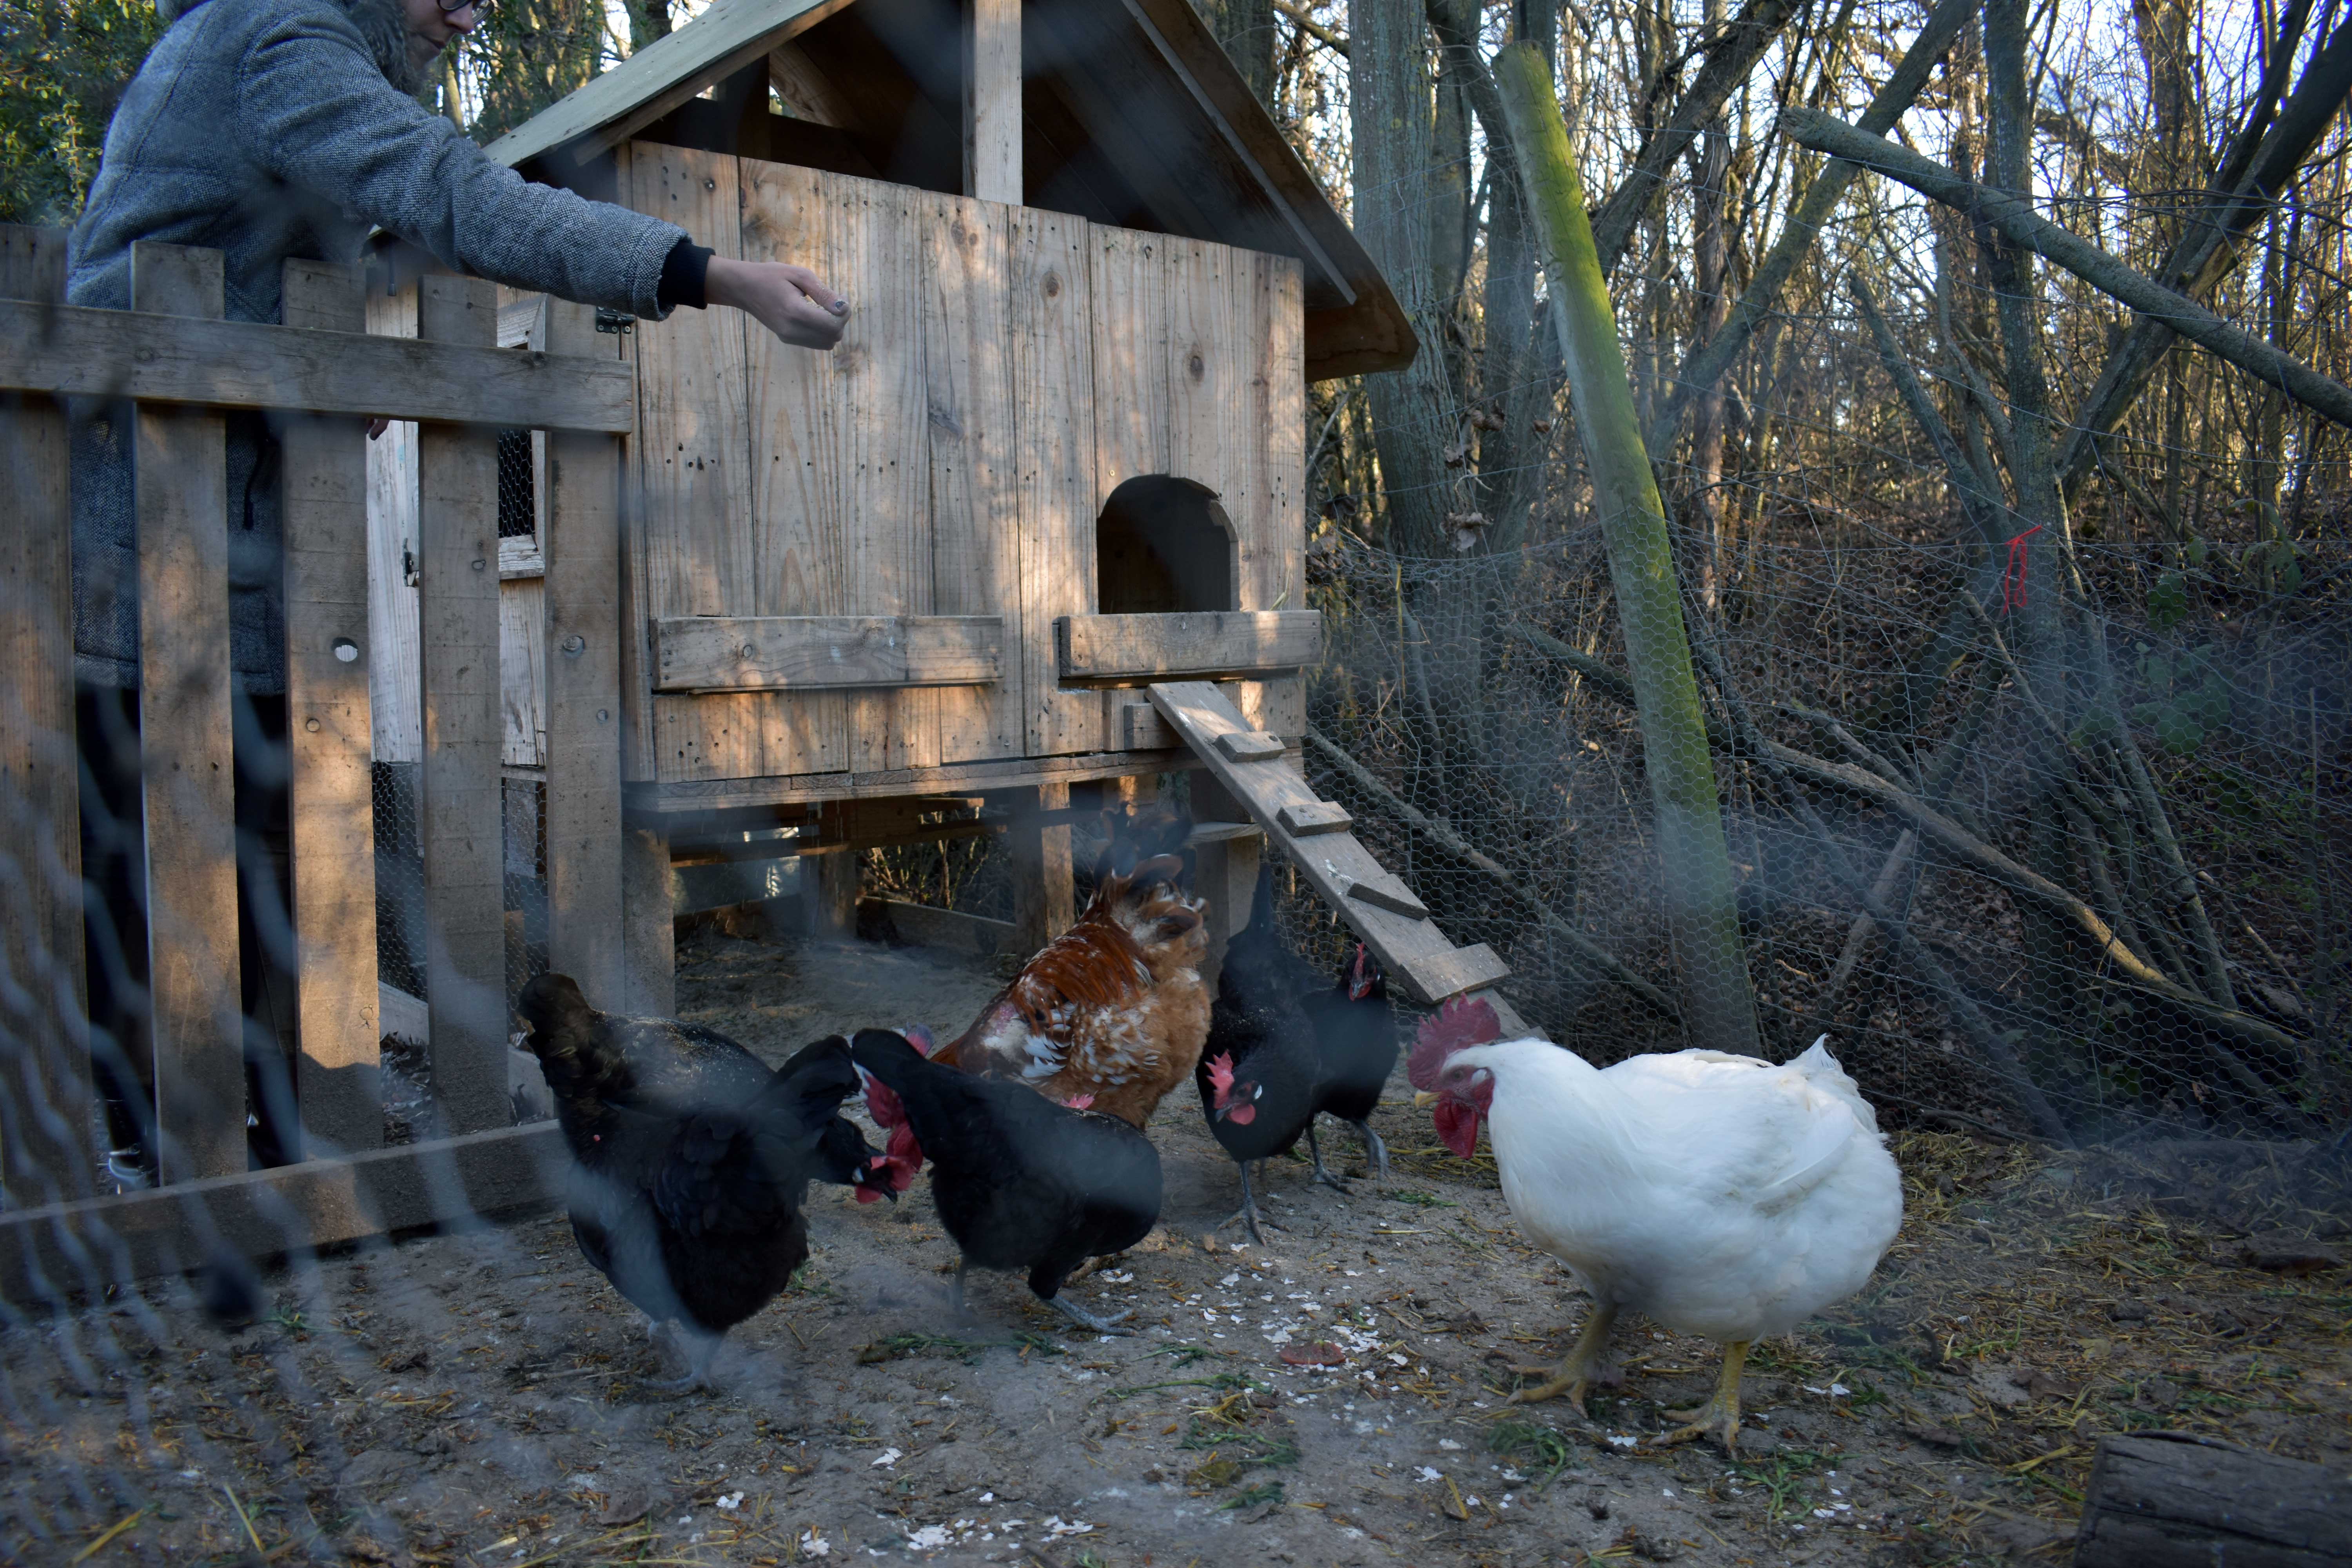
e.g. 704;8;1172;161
1494;42;1760;1055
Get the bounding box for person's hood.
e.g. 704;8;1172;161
156;0;426;95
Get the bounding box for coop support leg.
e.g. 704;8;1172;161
1009;782;1073;953
621;819;673;1018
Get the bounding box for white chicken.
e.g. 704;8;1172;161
1409;996;1902;1452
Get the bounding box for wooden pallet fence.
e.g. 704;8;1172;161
0;228;629;1302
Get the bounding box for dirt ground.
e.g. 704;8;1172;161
5;927;2349;1567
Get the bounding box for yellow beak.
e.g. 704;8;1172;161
1412;1090;1437;1109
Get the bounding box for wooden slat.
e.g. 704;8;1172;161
0;1123;563;1305
415;276;509;1135
1013;211;1104;756
539;299;628;1011
1147;680;1510;1005
499;576;547;764
920;192;1025;764
0;224;93;1201
832;179;933;775
1119;698;1178;750
131;243;245;1183
668;149;838;784
1008;780;1074;950
363;282;425;764
0;300;633;432
861;898;1020;957
1345;876;1428;920
279;259;383;1157
967;0;1022;203
1259;251;1306;611
654;614;1004;691
1090;225;1172;503
1058;610;1320;681
622;822;675;1016
640;745;1207;811
1276;800;1352;836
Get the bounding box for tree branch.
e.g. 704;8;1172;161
1782;105;2352;434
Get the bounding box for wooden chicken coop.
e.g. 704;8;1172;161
411;0;1516;1009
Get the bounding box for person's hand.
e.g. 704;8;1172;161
705;258;849;350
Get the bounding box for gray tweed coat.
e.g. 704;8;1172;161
66;0;686;691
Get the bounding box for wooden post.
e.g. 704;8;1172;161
0;224;93;1202
539;299;626;1010
279;259;382;1156
1008;781;1073;951
131;242;246;1183
621;820;674;1018
965;0;1021;204
414;276;508;1134
802;847;860;940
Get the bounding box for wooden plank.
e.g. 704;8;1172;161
920;193;1025;764
131;243;245;1184
1147;680;1510;1005
829;178;933;775
414;275;509;1136
1089;225;1172;505
0;1123;563;1305
708;153;842;784
1214;728;1286;762
655;614;1004;691
966;0;1021;203
1162;233;1257;603
622;821;675;1017
540;299;628;1013
637;746;1205;811
0;300;633;432
279;258;383;1157
1276;800;1352;836
1119;698;1176;750
499;576;547;764
364;282;424;764
1057;610;1320;681
2074;1432;2352;1568
1013;211;1104;756
1007;781;1074;950
0;224;93;1202
1259;251;1306;612
1189;819;1261;991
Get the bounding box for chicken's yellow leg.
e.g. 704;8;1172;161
1660;1339;1749;1454
1505;1303;1618;1413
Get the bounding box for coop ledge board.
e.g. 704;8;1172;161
0;1124;563;1305
0;300;634;433
622;742;1321;813
477;0;1413;381
1057;611;1321;684
655;615;1004;692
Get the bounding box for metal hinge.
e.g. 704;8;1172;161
594;308;636;335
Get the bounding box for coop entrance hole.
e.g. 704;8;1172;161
1096;475;1238;614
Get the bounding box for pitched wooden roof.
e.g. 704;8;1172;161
483;0;1412;379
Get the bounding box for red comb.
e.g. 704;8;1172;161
1406;995;1501;1091
1063;1093;1094;1112
864;1073;907;1129
902;1024;935;1056
1206;1051;1236;1105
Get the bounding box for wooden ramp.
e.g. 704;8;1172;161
1149;682;1528;1029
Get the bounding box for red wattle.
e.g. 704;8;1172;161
1432;1098;1481;1157
1226;1103;1257;1126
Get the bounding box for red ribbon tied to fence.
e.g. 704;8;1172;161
1998;523;2044;615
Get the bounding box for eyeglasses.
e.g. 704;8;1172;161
437;0;483;12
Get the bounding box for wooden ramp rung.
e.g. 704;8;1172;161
1147;681;1513;1010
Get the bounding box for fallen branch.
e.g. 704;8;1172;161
1781;105;2352;433
1303;728;1681;1022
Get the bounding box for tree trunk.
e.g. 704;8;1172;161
1194;0;1278;109
1496;43;1761;1056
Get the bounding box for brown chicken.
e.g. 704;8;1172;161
931;811;1211;1128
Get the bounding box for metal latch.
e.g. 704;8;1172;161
595;308;636;335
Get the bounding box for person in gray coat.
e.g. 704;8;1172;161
67;0;846;1184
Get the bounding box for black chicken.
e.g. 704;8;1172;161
1196;860;1326;1242
848;1028;1160;1335
1301;942;1399;1182
516;973;877;1387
